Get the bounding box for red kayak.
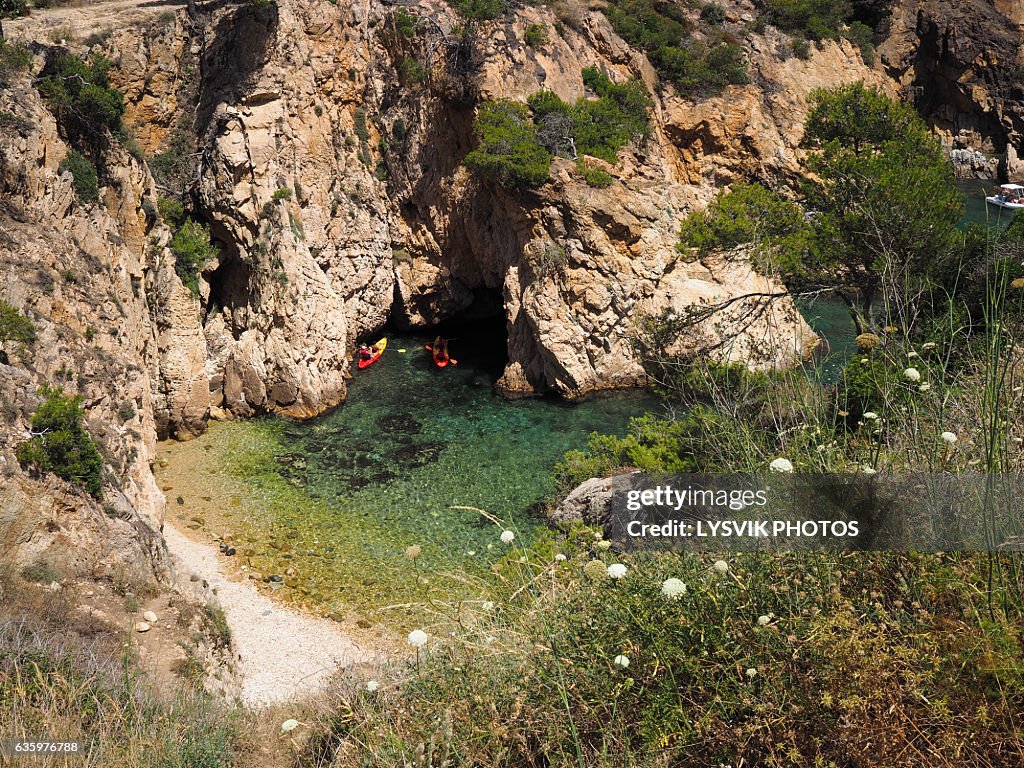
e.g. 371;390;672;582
425;343;456;368
357;338;387;369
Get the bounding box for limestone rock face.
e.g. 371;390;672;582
878;0;1024;178
68;0;842;407
0;74;182;575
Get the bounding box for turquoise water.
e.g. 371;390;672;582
287;331;656;556
956;179;1016;230
158;329;657;616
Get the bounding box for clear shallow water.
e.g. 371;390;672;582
956;179;1016;230
796;181;1013;380
158;332;656;619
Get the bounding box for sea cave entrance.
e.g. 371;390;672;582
386;286;510;382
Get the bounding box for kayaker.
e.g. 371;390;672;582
358;343;374;362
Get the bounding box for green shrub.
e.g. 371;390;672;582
580;164;613;187
677;181;809;258
700;2;726;25
398;57;425;83
15;385;104;499
464;100;551;189
393;7;418;36
59;150;99;204
524;22;549;48
602;0;748;95
157;196;185;227
0;0;27;19
529;67;650;163
169;219;218;297
35;52;124;146
762;0;848;40
846;19;875;64
453;0;504;20
792;36;812;59
271;186;291;201
0;300;36;348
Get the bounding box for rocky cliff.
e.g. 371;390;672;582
879;0;1024;178
0;69;173;580
65;0;885;409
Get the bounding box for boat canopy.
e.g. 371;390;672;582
1000;184;1024;191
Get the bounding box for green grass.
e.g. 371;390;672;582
302;538;1024;766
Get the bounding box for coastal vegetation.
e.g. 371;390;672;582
0;300;36;362
466;67;650;187
59;149;99;203
0;567;246;768
15;386;105;500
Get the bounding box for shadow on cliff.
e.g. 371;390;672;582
195;0;279;137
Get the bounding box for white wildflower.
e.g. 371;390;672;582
481;601;495;612
613;654;630;669
280;719;300;734
500;530;515;545
607;563;628;579
407;629;428;648
862;465;877;476
365;680;379;692
862;411;879;421
918;383;931;392
903;367;921;382
907;351;919;359
712;559;729;575
595;539;612;551
922;342;936;350
769;457;794;473
661;578;687;599
745;667;758;679
757;615;770;626
940;431;958;445
554;553;567;562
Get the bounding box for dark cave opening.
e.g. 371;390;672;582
386;287;510;381
204;253;252;339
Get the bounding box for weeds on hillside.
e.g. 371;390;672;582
298;528;1024;767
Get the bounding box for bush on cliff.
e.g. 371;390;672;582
16;386;104;500
59;149;99;204
464;100;551;188
35;52;124;149
0;300;36;347
169;218;218;297
529;67;651;163
602;0;748;94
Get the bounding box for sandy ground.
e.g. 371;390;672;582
163;520;382;707
3;0;187;44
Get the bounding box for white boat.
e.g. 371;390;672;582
985;183;1024;209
